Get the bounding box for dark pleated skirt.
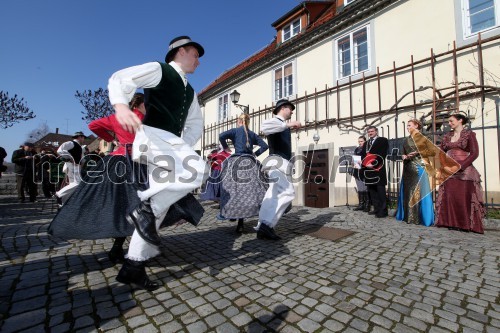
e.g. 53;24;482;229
48;155;147;239
48;154;206;240
199;169;221;202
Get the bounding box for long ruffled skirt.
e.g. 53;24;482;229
49;155;205;240
396;163;434;226
48;155;146;239
435;178;485;233
219;155;268;219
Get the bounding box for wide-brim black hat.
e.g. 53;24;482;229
72;131;86;138
273;99;295;115
165;36;205;63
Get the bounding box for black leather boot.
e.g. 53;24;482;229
116;259;160;291
126;201;161;246
257;223;281;240
108;237;126;264
353;192;365;211
363;193;372;213
235;219;244;234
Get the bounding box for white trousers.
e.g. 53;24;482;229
126;126;208;261
258;158;295;229
56;163;81;203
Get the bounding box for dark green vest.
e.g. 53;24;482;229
143;63;194;136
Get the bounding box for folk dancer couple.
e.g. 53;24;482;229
110;35;301;290
49;36;207;292
51;34;301;291
217;102;301;240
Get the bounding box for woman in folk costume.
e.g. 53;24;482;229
395;119;435;226
218;113;269;233
435;113;485;233
49;93;204;265
49;94;147;263
48;94;147;263
199;146;230;203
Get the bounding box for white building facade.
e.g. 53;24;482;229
198;0;500;209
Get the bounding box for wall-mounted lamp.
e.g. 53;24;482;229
229;89;249;114
313;133;320;144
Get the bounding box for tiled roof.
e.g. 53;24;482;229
85;138;101;152
272;1;336;28
199;42;277;95
34;133;96;151
309;2;336;29
199;1;337;97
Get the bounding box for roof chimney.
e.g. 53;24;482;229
56;128;59;134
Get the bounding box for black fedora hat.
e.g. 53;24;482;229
273;99;295;115
72;131;86;138
165;36;205;63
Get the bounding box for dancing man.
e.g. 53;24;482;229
108;35;207;290
256;99;301;240
54;131;86;206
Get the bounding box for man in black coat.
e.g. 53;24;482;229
362;126;389;218
11;142;38;202
0;146;7;178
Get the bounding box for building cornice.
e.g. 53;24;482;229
199;0;398;102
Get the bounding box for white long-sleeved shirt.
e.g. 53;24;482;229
261;116;287;136
57;140;82;164
107;61;202;147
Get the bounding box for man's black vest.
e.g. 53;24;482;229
143;63;195;137
267;119;292;160
68;141;83;163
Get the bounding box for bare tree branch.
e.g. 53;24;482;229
75;88;114;123
0;91;35;129
26;122;51;142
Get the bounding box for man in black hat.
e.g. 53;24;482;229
12;142;38;202
256;99;302;240
108;35;207;291
54;131;86;205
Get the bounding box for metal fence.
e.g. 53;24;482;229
202;34;500;209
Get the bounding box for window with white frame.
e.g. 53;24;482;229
336;26;370;79
217;93;229;122
282;18;301;42
462;0;499;37
274;63;294;100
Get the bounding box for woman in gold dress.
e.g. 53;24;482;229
396;119;435;226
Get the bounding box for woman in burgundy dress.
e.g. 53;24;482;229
435;113;485;233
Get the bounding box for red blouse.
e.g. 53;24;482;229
208;150;231;171
88;109;144;156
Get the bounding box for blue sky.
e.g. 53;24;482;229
0;0;300;158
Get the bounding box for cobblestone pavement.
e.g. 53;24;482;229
0;195;499;333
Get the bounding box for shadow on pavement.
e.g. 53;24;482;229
146;209;339;289
0;196;339;332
